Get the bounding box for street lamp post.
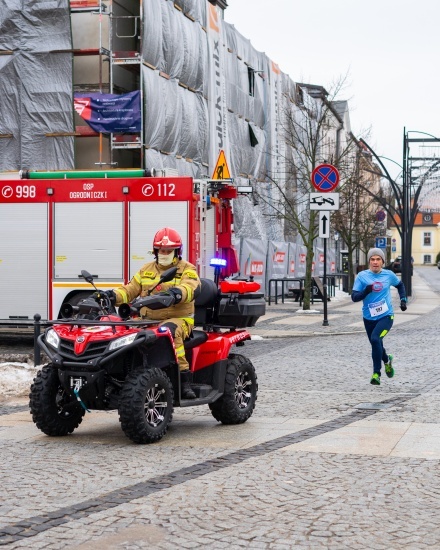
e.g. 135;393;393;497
361;131;440;297
402;128;409;295
402;129;440;296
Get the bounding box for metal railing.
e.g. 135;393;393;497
268;278;305;305
0;315;51;366
268;274;349;306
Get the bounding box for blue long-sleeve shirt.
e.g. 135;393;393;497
351;268;406;320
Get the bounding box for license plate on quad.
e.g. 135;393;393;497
69;377;86;391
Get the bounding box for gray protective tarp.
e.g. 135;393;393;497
141;0;280;196
143;0;207;93
138;0;317;243
142;65;208;172
239;238;268;292
0;0;74;171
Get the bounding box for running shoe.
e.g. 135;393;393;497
370;373;381;385
385;354;394;378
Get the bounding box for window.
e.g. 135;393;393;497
423;255;432;264
423;232;432;246
296;85;304;106
248;123;258;147
247;67;255;97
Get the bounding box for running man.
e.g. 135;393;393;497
352;248;407;385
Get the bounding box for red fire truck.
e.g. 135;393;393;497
0;170;240;321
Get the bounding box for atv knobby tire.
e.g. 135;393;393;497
209;354;258;424
29;364;85;436
118;368;174;444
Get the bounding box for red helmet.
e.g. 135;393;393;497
153;227;182;252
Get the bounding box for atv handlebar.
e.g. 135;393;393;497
119;293;174;319
61;267;179;321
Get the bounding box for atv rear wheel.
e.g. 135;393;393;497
209;354;258;424
29;365;85;436
118;368;174;444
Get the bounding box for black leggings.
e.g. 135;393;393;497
363;315;394;374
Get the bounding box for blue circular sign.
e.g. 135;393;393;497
311;164;340;192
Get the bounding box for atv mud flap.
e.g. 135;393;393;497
58;369;106;409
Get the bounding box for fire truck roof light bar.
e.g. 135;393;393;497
210;258;227;267
19;169;150;180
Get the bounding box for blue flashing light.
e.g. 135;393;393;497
210;258;227;267
158;326;168;333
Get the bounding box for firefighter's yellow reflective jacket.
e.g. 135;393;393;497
114;259;201;322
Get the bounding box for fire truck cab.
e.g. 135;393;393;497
0;170;239;321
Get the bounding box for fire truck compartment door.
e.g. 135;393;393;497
0;203;48;319
202;206;216;280
54;202;123;279
129;202;188;277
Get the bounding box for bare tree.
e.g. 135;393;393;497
332;142;382;290
255;76;370;308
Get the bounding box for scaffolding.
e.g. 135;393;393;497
71;0;143;168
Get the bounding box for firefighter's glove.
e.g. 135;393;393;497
105;290;116;305
400;298;407;312
161;287;182;305
93;290;116;305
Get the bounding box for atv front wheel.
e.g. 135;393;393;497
209;354;258;424
29;365;85;436
118;368;174;444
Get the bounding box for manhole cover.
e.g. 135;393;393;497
354;402;393;410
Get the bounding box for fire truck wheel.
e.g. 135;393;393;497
209;354;258;424
29;365;85;436
118;368;174;444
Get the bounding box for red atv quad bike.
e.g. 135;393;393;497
29;267;265;444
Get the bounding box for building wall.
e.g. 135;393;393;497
390;211;440;265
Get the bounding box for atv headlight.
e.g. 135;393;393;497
108;333;138;351
46;329;60;349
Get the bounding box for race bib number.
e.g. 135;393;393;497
368;299;389;318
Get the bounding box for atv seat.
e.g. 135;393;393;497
193;278;219;326
184;279;218;351
184;329;208;350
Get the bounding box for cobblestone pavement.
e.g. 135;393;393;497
2;270;440;548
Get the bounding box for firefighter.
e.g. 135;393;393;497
105;227;201;399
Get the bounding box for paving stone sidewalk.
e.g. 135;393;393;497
2;269;440;549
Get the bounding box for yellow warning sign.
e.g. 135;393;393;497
212;150;231;180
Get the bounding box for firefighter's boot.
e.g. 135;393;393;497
181;370;196;399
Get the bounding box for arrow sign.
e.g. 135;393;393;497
319;211;330;239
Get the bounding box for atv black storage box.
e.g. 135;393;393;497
217;292;266;327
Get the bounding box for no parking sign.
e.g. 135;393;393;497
311;164;339;192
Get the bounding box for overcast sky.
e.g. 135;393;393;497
225;0;440;179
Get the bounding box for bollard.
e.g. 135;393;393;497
33;313;41;367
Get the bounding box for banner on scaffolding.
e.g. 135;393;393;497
74;91;141;134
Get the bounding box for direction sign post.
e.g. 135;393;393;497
322;235;329;326
310;164;339;327
319;211;330;239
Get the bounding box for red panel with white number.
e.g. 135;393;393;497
0;177;193;203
